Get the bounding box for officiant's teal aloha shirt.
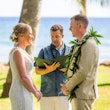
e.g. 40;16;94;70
37;43;70;96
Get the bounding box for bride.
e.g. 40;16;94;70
9;23;42;110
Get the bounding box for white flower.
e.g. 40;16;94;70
11;33;17;39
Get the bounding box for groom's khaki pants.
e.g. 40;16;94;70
40;96;70;110
71;98;95;110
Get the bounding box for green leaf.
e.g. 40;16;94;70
96;34;104;38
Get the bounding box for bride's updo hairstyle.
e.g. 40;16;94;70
10;23;31;43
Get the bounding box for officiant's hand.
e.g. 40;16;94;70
44;62;60;72
60;68;67;72
35;62;60;75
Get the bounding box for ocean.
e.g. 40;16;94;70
0;17;110;63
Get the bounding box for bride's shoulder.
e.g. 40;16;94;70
10;47;21;55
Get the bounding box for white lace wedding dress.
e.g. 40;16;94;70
9;47;34;110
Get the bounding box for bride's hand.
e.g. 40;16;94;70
34;90;42;101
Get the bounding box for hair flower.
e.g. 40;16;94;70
11;33;17;40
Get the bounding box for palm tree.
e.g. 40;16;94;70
77;0;86;15
76;0;109;15
19;0;42;55
1;0;42;97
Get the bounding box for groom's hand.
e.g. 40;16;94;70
60;84;70;95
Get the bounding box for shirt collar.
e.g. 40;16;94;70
50;43;65;55
57;42;64;51
82;31;88;39
78;31;88;42
50;42;64;50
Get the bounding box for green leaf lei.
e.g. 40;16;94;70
65;27;103;101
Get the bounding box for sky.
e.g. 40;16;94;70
0;0;110;17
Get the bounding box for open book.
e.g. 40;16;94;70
34;55;68;69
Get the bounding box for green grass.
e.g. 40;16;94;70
92;66;110;110
98;66;110;87
0;65;110;110
0;67;41;110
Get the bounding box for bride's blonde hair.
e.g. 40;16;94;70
10;23;31;43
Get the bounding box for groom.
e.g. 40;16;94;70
61;14;99;110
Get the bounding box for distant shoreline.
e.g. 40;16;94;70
0;62;9;69
0;60;110;68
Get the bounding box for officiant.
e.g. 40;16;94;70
35;24;71;110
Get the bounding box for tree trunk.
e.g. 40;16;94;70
19;0;42;56
1;66;12;97
77;0;86;15
1;0;42;98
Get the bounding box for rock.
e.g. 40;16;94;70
99;61;110;66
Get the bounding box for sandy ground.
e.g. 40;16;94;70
0;62;9;69
0;60;110;70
